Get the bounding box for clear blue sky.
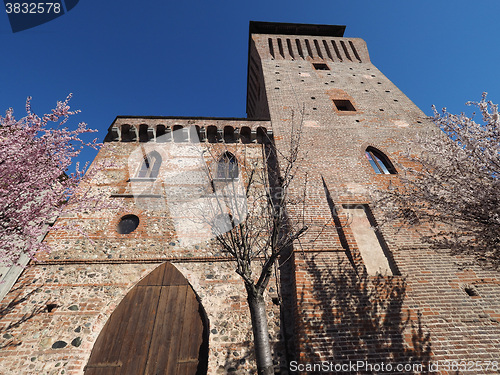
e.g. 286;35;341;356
1;0;499;167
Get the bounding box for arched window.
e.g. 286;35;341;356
224;126;235;143
206;126;218;143
365;147;396;174
139;124;149;142
217;152;238;180
240;126;252;144
136;151;162;179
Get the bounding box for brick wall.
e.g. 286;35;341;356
250;24;500;373
0;118;286;374
1;22;499;375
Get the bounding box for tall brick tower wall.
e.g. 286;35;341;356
248;21;500;370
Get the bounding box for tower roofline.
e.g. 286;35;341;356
249;21;346;37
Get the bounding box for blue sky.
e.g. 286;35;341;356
1;0;499;168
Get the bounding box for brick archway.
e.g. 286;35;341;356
84;263;209;374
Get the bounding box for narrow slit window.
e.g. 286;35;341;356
323;40;333;60
268;38;275;58
340;40;352;61
331;40;343;61
277;38;284;58
313;40;323;59
286;38;294;59
349;40;362;62
365;147;396;174
304;39;314;58
295;39;304;59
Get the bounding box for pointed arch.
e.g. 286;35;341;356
84;263;209;374
217;151;238;180
365;146;397;174
137;151;162;179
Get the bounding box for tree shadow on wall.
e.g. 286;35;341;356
222;342;254;374
0;280;48;349
298;257;432;375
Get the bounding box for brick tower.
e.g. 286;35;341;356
0;21;498;375
247;21;500;371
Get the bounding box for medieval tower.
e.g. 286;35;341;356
0;21;498;374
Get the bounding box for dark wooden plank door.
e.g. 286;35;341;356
84;263;208;375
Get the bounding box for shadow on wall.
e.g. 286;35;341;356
298;257;432;375
221;341;254;374
0;279;48;349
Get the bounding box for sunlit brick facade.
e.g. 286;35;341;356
0;21;499;375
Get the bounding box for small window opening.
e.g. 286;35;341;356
268;38;275;58
286;38;294;59
340;40;352;61
365;147;397;174
240;127;252;144
313;63;330;71
313;40;323;59
295;39;304;59
331;40;342;61
464;286;480;297
277;38;284;58
333;99;355;112
256;127;269;144
156;125;166;142
117;214;140;234
139;125;149;142
323;40;333;60
207;126;218;143
46;304;58;313
304;39;314;58
224;126;236;143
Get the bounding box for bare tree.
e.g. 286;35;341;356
377;93;500;268
200;120;308;374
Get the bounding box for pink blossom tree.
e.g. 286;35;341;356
0;95;101;266
378;93;500;268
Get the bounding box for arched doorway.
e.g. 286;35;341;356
84;263;209;374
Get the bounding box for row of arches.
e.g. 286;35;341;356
112;124;272;144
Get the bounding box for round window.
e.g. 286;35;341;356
117;214;140;234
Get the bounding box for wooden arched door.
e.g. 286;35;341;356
84;263;208;374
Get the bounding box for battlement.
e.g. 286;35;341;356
105;116;272;143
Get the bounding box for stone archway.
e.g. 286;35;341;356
84;263;209;374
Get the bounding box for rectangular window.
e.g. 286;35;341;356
313;62;330;70
333;99;355;112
